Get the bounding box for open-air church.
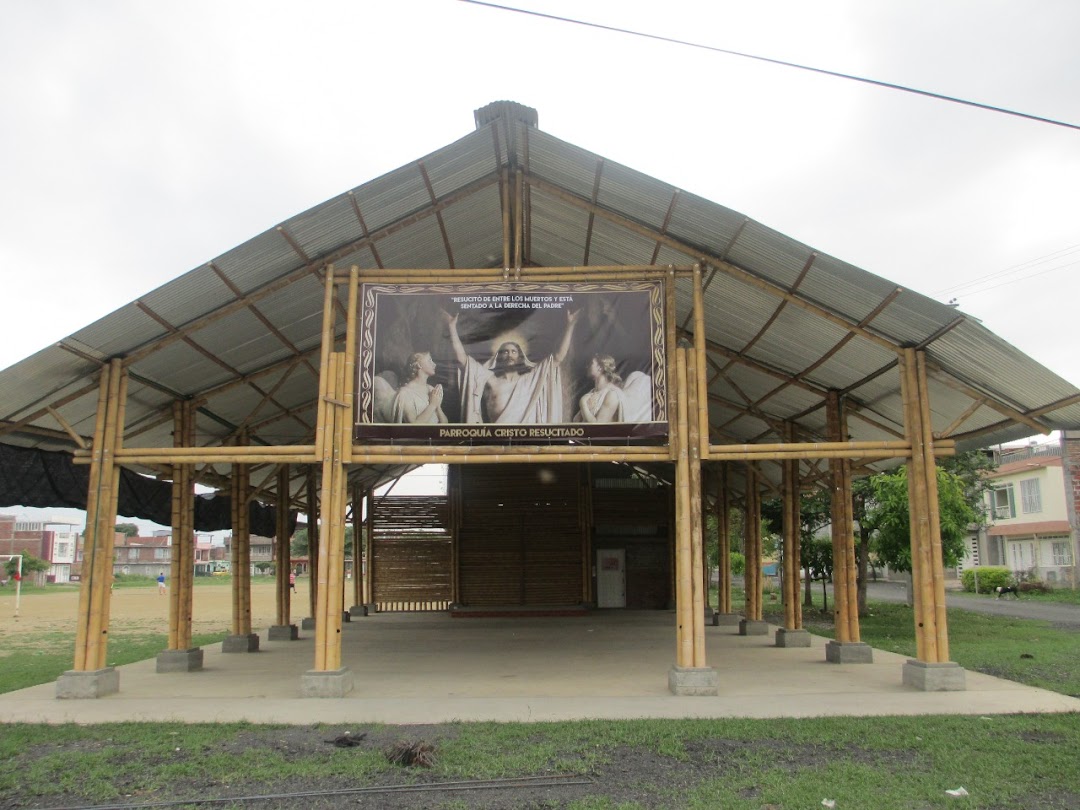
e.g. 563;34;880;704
2;101;1078;702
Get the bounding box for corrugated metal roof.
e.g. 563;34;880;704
2;100;1078;505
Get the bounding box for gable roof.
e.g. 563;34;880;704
2;101;1078;503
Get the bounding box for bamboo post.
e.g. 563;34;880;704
674;349;694;667
917;350;950;661
307;468;319;619
693;265;710;459
781;429;797;631
72;361;121;673
716;464;731;615
365;487;375;606
665;270;679;461
167;401;183;650
237;455;252;636
686;352;707;668
826;393;852;643
745;465;763;622
351;484;362;609
276;465;291;627
901;349;937;661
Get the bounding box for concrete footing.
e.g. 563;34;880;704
222;633;260;653
668;665;720;696
739;619;769;636
156;648;204;673
825;640;873;664
267;625;299;641
714;612;742;627
301;667;354;698
301;617;316;630
349;604;367;618
775;628;812;648
56;667;119;699
902;659;967;691
341;611;351;624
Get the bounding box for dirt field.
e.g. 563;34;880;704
0;577;338;642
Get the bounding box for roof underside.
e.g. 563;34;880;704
2;101;1078;505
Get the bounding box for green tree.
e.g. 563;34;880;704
290;527;308;557
5;552;51;579
868;465;979;573
115;523;140;537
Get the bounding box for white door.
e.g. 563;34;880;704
596;549;626;608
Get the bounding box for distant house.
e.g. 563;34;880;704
110;534;172;578
965;435;1079;588
0;514;80;583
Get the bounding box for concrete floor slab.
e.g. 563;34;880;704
2;611;1077;725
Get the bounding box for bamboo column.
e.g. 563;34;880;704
668;348;717;693
306;469;319;620
64;358;124;695
178;401;196;652
781;434;798;631
268;463;296;639
716;464;732;616
744;465;763;624
364;487;375;606
351;484;363;610
826;393;853;643
167;401;184;652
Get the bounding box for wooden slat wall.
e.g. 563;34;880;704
372;495;451;610
592;482;672;609
458;465;584;606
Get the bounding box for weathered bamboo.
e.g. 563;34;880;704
901;350;935;661
90;453;318;466
349;451;672;465
665;271;678;462
46;405;88;450
276;464;290;627
86;359;124;670
316;267;337;462
918;351;950;661
314;353;337;670
343;266;360;465
364;487;375;605
168;401;183;650
73;362;113;671
693;265;710;459
674;349;693;667
114;445;317;456
353;444;665;456
238;460;252;636
708;448;954;462
711;440;953;453
230;469;241;636
781;424;797;630
716;464;731;615
744;465;761;622
338;264;696;280
307;468;319;619
351;484;362;608
827;394;851;643
687;353;707;668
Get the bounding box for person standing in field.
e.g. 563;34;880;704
157;571;166;595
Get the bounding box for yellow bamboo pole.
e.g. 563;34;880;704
674;349;693;667
230;470;241;636
87;359;124;670
693;265;710;459
717;464;731;615
918;350;950;661
781;427;796;630
827;393;851;643
343;266;359;465
328;349;349;669
901;349;936;662
168;401;183;650
687;353;707;668
339;264;696;280
745;465;761;622
711;440;953;453
351;484;362;608
73;364;112;671
276;464;290;627
364;487;375;605
307;468;319;619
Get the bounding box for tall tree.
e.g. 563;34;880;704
114;523;139;537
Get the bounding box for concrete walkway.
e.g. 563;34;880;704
1;611;1077;725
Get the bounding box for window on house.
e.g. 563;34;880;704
992;484;1015;519
1020;479;1042;514
1052;542;1072;566
155;548;168;560
128;548;139;560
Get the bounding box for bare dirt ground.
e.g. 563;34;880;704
0;577;334;647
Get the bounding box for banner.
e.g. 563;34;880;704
355;281;667;443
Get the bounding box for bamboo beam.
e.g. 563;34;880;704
0;380;101;440
926;361;1051;436
45;406;88;450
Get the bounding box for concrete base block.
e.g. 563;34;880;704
825;640;874;664
301;617;316;630
775;628;812;648
349;604;367;618
714;612;742;626
267;624;299;641
903;659;967;692
301;667;354;698
222;633;260;653
739;619;769;636
364;603;378;615
341;611;351;623
156;648;204;673
56;667;119;699
668;665;720;696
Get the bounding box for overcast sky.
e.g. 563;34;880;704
2;0;1078;530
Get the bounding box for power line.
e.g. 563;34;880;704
934;243;1080;297
459;0;1080;132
